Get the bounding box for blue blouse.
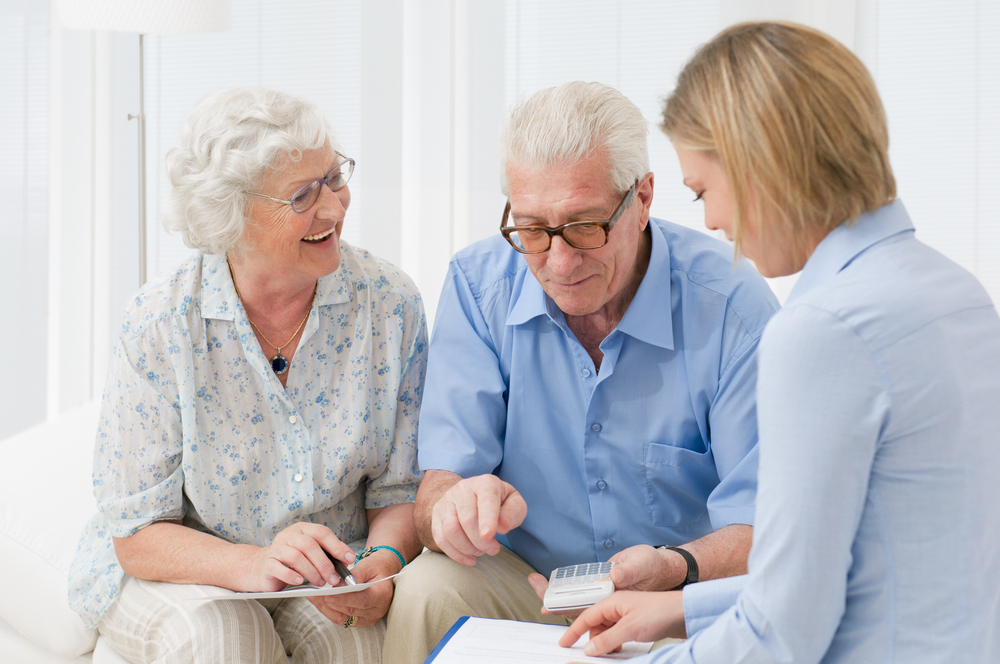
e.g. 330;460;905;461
646;200;1000;663
68;244;427;629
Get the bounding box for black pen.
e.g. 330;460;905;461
329;553;357;586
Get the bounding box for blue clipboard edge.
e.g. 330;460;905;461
423;615;470;663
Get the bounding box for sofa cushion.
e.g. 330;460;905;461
0;403;101;657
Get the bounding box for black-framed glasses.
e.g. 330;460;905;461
499;181;636;254
247;153;356;213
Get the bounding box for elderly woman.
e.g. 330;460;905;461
560;22;1000;663
68;87;426;664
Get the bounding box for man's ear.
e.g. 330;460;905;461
636;172;655;227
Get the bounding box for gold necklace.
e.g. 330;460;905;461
228;261;316;375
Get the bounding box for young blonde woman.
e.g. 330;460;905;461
561;21;1000;664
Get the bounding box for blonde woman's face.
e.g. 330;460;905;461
675;145;824;278
674;146;738;241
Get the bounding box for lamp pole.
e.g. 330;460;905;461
58;0;231;288
127;34;147;287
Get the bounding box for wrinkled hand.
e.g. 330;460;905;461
528;545;683;618
307;549;400;628
431;475;527;566
244;523;356;592
609;544;686;592
559;590;687;657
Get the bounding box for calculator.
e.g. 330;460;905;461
542;561;616;612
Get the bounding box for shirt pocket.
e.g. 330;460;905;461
643;441;719;528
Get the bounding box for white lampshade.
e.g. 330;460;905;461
57;0;231;34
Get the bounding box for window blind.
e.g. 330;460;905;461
0;2;49;439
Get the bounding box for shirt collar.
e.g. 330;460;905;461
786;199;914;305
505;220;675;350
201;253;238;320
201;250;353;321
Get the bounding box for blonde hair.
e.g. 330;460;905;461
499;81;648;198
661;21;896;254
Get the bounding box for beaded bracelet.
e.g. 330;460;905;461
357;545;406;570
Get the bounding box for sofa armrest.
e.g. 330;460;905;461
0;403;101;658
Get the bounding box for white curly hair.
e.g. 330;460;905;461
162;87;340;255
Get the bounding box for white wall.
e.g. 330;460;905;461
2;0;998;440
0;3;52;440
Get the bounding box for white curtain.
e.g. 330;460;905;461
5;0;999;439
0;2;49;440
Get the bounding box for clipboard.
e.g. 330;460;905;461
423;616;653;662
424;616;470;663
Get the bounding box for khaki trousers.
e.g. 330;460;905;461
383;547;569;664
99;577;385;664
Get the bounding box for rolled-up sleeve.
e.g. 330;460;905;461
416;260;509;477
94;324;186;539
703;303;765;531
365;290;428;508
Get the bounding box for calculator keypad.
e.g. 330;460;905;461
551;561;614;586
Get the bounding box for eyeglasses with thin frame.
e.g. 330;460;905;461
499;181;636;254
246;153;356;213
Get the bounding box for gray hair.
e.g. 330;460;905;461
162;87;338;255
499;81;649;198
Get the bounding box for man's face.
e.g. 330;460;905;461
506;157;653;318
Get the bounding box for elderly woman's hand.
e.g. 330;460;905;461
306;547;401;627
246;522;357;592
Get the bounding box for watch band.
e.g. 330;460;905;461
657;545;699;589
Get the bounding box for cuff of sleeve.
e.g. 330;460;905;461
683;574;747;637
105;512;184;539
707;506;755;532
364;485;418;509
417;448;496;478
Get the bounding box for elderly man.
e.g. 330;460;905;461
384;81;778;664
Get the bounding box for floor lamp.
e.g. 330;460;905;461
57;0;231;286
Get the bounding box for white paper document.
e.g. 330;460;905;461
195;572;401;600
428;617;653;663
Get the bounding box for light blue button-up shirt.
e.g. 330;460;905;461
68;244;427;629
417;218;778;577
644;200;1000;663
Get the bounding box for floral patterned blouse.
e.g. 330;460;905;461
68;243;427;629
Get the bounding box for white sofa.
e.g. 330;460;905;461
0;403;128;664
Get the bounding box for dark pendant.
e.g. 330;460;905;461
270;354;289;375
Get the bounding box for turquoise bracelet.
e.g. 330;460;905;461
358;545;406;570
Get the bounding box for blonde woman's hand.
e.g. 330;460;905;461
558;590;687;657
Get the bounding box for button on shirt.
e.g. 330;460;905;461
646;200;1000;663
68;244;428;629
417;218;779;577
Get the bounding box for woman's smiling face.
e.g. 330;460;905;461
240;144;350;285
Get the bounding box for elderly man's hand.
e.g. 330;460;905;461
245;522;356;592
528;544;686;618
558;590;687;657
608;544;689;591
526;573;587;618
431;474;527;566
